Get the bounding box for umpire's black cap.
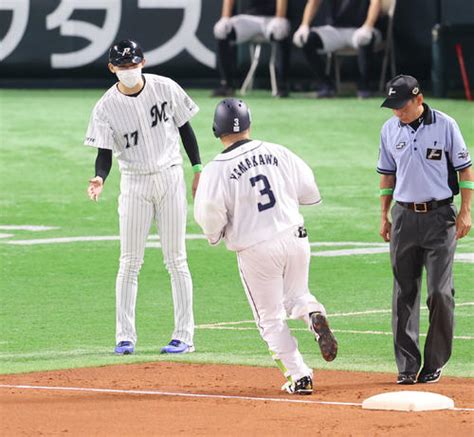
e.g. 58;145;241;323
109;39;144;66
213;98;252;138
381;75;421;109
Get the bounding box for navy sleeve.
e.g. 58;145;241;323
179;122;201;167
95;148;112;181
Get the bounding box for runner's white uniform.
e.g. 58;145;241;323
194;139;326;380
84;73;198;347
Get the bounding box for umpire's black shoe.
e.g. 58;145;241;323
396;373;417;385
310;312;338;362
417;368;442;384
211;85;235;97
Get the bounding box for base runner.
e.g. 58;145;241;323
194;98;338;394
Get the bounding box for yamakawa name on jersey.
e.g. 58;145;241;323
228;153;279;181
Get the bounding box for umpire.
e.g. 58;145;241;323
377;75;473;385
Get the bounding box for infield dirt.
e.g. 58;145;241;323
1;362;473;436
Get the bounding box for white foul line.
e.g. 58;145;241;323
0;384;360;407
0;384;472;412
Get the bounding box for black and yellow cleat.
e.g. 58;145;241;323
282;375;313;395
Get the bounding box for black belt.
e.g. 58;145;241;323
396;197;453;213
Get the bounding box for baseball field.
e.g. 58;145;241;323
0;89;473;435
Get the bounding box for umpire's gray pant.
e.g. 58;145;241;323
390;203;457;374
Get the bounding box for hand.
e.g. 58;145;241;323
265;17;290;41
379;217;392;242
213;17;232;40
352;25;373;48
456;209;472;239
293;24;310;48
88;176;104;201
192;172;201;199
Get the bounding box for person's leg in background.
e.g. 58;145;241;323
356;35;376;98
274;36;291;97
301;30;335;97
213;14;265;97
213;28;237;96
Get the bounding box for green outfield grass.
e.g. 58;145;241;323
0;89;472;377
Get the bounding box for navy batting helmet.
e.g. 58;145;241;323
109;39;144;66
212;98;252;138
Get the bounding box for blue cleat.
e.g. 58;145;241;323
115;341;134;355
160;339;195;354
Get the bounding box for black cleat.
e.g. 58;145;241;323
282;375;313;395
397;373;417;385
310;312;338;361
417;368;442;384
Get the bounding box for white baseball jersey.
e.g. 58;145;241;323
84;73;199;173
194;138;326;382
194;139;321;251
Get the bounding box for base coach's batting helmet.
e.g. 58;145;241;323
213;98;252;138
109;39;144;66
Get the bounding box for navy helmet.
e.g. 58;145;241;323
109;39;144;66
212;98;252;138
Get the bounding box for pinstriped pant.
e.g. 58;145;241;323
116;165;194;345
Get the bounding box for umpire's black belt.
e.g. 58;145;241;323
396;197;453;213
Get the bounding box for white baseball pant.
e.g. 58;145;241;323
115;165;194;346
236;226;326;381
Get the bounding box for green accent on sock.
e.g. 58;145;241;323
269;350;292;382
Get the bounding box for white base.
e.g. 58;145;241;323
362;391;454;412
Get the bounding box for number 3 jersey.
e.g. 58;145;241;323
84;74;199;174
194;139;321;251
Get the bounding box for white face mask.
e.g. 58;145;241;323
116;67;142;88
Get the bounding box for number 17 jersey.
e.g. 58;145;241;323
84;74;199;175
194;139;321;251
